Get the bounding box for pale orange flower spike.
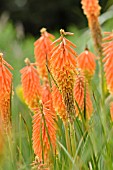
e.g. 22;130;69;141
0;53;13;132
32;84;56;162
50;29;77;121
102;31;113;94
50;29;77;71
74;71;93;120
34;28;55;79
110;102;113;121
77;47;96;77
20;58;42;109
52;83;67;121
81;0;102;57
81;0;101;19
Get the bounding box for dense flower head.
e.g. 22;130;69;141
77;47;96;77
102;31;113;94
32;84;56;161
20;58;42;108
81;0;101;18
74;71;93;120
52;65;76;120
50;29;77;120
81;0;102;57
0;53;13;131
50;29;77;73
0;53;13;96
34;28;55;79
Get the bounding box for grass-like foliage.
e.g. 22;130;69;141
0;1;113;170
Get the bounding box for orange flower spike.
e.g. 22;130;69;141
20;58;42;109
81;0;101;19
0;53;13;132
50;29;77;71
77;47;96;77
102;31;113;94
0;53;13;95
32;84;56;162
74;71;93;120
34;28;55;79
50;29;77;121
81;0;102;56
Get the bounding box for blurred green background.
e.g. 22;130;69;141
0;0;113;169
0;0;113;35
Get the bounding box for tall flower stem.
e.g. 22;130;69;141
90;19;107;136
69;122;76;157
64;121;71;154
64;120;76;158
90;18;105;106
81;0;105;106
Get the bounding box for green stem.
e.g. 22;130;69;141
19;113;22;163
64;121;71;155
69;122;76;157
90;18;105;106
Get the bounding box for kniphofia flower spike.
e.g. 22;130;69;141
34;28;55;80
20;58;42;109
0;53;13;132
77;47;96;77
32;84;56;162
50;29;77;71
74;70;93;120
81;0;101;19
81;0;102;56
50;29;77;121
102;31;113;94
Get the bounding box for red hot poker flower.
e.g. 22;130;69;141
81;0;102;57
32;84;56;162
0;53;13;132
102;31;113;94
34;28;55;79
20;58;42;109
74;71;93;120
50;29;77;121
77;47;96;77
50;29;77;72
81;0;101;19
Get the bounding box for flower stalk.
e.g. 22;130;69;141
81;0;105;106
